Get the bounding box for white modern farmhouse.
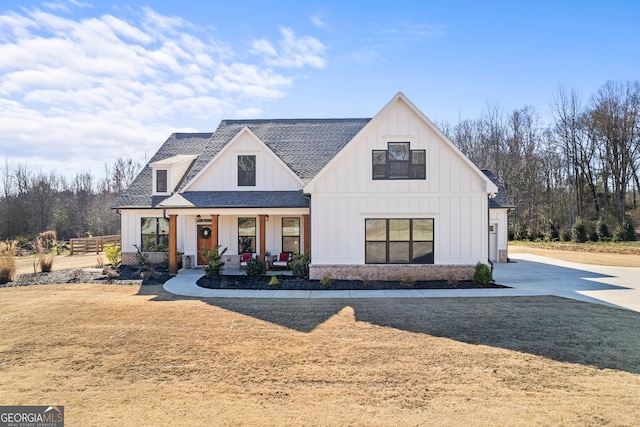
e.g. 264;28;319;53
115;93;513;280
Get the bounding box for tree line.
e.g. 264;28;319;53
1;80;639;243
441;80;640;241
0;158;141;241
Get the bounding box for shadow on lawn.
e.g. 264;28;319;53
139;285;640;374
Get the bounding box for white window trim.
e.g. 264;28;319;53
153;168;171;195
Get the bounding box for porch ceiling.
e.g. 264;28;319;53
156;190;310;209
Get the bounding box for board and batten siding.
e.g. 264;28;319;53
187;130;302;192
308;97;490;265
120;210;187;254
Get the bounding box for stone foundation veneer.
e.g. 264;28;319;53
499;250;508;263
121;252;167;267
309;264;476;281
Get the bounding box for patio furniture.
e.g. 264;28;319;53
239;252;255;269
272;252;292;270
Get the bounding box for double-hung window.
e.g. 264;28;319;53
238;218;256;254
365;218;434;264
372;142;425;180
282;217;300;254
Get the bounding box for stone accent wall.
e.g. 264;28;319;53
499;250;508;263
309;264;475;281
121;251;167;267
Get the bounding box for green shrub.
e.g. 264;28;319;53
104;243;121;267
614;220;636;242
571;217;587;243
320;274;332;287
133;244;150;271
445;272;458;286
0;241;16;284
268;275;279;286
202;245;227;277
245;257;265;277
400;276;416;288
547;223;560;241
595;218;611;241
290;252;310;278
473;262;492;285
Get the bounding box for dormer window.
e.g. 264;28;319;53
238;155;256;186
156;169;168;193
372;142;426;180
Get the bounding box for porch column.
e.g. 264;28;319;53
259;214;266;263
210;215;219;252
169;214;177;274
303;214;310;254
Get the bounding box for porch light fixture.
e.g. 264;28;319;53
265;215;269;221
196;214;201;221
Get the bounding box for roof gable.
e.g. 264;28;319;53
179;118;370;188
182;126;305;192
304;92;498;194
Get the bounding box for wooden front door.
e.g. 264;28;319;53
197;224;212;265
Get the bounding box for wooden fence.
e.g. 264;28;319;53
69;235;121;255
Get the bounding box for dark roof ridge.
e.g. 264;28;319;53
220;118;371;125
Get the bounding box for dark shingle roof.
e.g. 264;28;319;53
157;191;309;208
179;118;370;188
114;119;370;209
114;133;212;208
482;170;515;209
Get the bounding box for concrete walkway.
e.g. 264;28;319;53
163;253;640;312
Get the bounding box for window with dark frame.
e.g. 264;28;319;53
371;142;425;180
141;217;170;251
282;217;300;254
238;155;256;186
365;218;434;264
238;217;256;254
156;169;168;193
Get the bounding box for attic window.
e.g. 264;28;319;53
372;142;426;180
238;155;256;186
156;169;168;193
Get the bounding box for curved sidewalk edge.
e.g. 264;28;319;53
162;269;543;300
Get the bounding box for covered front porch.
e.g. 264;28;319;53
166;210;310;274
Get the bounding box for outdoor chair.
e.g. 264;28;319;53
239;252;255;269
272;252;292;270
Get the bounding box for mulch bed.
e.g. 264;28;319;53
197;275;509;291
1;266;171;288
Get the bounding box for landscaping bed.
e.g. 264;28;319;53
1;265;171;288
197;275;508;290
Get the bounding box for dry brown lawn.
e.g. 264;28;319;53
14;253;108;276
1;281;640;426
509;241;640;267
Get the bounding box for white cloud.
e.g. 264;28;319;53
0;6;325;178
252;27;326;69
311;15;326;28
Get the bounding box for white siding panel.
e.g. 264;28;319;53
308;97;491;266
189;131;301;191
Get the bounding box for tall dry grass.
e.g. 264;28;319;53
0;240;16;284
36;230;57;273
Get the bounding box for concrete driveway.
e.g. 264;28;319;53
493;252;640;312
164;252;640;313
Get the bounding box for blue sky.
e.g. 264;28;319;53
1;0;639;178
